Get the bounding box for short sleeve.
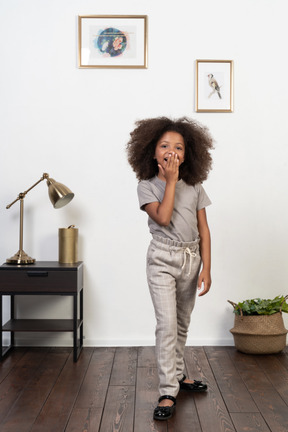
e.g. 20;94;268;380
196;184;212;210
137;180;160;211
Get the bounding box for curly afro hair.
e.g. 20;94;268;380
126;116;214;185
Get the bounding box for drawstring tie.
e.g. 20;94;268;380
181;247;197;276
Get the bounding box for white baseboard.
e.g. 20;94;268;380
12;334;235;347
83;338;235;347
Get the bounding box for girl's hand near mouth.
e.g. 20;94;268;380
158;152;179;183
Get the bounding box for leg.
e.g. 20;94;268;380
175;251;207;392
148;272;179;397
175;257;200;380
147;242;179;398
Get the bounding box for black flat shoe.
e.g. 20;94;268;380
179;374;208;392
153;395;176;421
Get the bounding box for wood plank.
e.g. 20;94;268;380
134;367;167;432
230;413;270;432
138;346;157;368
228;347;288;432
0;348;49;423
110;347;137;386
0;348;27;383
167;391;202;432
275;349;288;370
73;347;115;409
205;346;259;412
0;350;70;432
184;346;236;432
30;348;93;432
255;354;288;405
65;408;102;432
99;385;135;432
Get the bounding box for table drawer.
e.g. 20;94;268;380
0;270;79;293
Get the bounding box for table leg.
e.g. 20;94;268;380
73;293;77;362
80;288;83;350
11;296;14;347
0;295;2;359
0;295;14;360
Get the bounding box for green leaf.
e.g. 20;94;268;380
230;295;288;315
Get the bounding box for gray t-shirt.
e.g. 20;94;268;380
137;176;211;242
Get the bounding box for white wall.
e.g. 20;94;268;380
1;0;288;347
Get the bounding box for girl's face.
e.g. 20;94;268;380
154;131;185;170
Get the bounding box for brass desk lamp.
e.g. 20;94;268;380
6;173;74;265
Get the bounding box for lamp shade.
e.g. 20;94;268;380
47;178;74;209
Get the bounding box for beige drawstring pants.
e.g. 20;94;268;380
147;235;201;397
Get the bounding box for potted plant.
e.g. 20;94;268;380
228;295;288;354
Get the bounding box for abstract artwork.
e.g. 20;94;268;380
78;15;148;69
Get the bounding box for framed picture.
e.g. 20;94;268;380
78;15;148;69
196;60;234;112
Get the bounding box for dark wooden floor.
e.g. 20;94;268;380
0;346;288;431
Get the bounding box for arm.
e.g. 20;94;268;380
144;153;179;226
197;208;211;296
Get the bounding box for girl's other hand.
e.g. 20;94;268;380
197;269;211;296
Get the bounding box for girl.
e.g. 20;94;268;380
127;117;213;421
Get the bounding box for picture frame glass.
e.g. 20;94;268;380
196;61;233;112
79;16;147;68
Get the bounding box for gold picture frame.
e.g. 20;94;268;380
78;15;148;69
196;60;234;112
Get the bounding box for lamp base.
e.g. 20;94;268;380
6;249;35;265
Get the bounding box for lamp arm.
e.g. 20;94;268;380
6;173;50;209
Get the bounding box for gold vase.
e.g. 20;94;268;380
59;225;78;263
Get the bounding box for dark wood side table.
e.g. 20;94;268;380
0;261;83;362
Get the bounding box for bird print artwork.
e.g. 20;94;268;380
207;73;222;99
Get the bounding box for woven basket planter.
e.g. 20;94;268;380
230;312;287;354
